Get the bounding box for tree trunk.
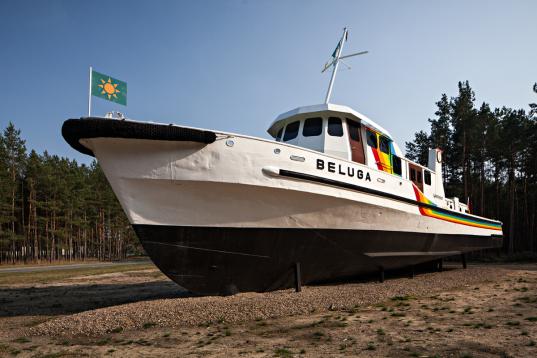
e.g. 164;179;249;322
508;157;516;256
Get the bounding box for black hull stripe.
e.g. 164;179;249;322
279;169;502;227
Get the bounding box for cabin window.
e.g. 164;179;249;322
417;171;422;183
347;119;361;141
379;136;390;154
276;128;283;141
392;156;402;176
303;117;323;137
424;171;431;185
328;117;343;137
283;121;299;141
410;168;416;181
366;130;377;148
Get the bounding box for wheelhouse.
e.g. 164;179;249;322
268;103;404;173
268;103;470;213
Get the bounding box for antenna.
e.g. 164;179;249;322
323;28;368;103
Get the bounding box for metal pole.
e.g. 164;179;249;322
324;28;347;104
461;253;467;269
88;66;93;117
294;262;302;292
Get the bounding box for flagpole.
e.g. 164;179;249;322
324;28;347;104
88;66;92;117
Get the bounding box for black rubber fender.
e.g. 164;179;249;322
62;117;217;157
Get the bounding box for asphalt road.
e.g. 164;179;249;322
0;259;151;273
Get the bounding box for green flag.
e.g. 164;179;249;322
91;70;127;105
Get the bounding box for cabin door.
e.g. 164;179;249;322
408;163;424;192
347;119;365;164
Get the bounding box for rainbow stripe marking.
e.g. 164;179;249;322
411;184;502;231
368;129;392;173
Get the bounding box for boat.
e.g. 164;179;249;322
62;29;503;295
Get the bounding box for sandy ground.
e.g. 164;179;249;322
0;263;536;357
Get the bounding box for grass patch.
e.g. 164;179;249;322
376;328;385;336
518;296;537;304
110;327;123;333
135;339;151;346
142;322;156;329
391;295;414;302
463;307;473;315
12;337;30;344
274;348;293;357
31;352;71;358
525;317;537;322
0;263;155;285
96;338;111;346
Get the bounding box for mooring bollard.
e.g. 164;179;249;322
410;265;415;279
294;262;301;292
379;267;385;283
461;253;467;269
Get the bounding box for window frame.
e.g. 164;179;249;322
283;121;300;142
392;156;402;176
347;119;361;142
302;117;323;137
327;117;344;137
379;136;390;154
276;128;283;142
424;170;431;185
366;130;378;148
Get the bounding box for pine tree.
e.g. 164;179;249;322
429;93;453;181
0;121;143;264
405;130;431;166
529;83;537;118
450;81;476;200
1;123;27;263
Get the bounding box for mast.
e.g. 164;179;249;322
324;28;347;104
322;28;368;104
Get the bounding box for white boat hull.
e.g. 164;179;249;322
63;118;503;294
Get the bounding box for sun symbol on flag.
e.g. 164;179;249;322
98;78;120;99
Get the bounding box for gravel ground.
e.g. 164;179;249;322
30;266;507;337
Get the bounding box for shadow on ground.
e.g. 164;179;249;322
0;281;192;317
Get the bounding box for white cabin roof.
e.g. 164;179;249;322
267;103;392;139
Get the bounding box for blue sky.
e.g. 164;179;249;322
1;0;536;164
